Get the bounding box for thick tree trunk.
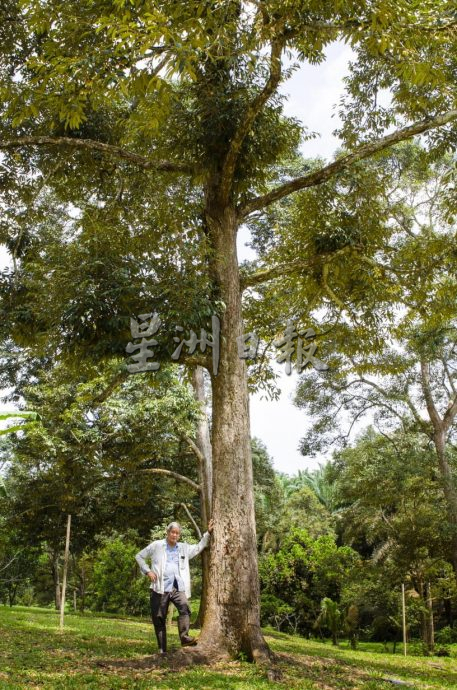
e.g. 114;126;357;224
191;366;212;628
198;201;270;662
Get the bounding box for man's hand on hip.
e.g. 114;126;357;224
147;571;157;582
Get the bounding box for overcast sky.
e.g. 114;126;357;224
0;42;354;474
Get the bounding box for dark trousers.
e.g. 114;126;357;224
150;587;191;652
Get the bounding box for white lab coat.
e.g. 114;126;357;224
135;532;210;598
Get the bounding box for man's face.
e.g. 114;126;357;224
167;527;180;545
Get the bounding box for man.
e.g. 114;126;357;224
135;519;213;653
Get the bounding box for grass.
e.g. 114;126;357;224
1;606;457;689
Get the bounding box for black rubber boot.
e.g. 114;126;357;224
178;615;196;646
156;626;167;654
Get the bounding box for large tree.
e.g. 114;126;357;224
1;0;456;663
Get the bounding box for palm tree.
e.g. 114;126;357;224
315;597;344;645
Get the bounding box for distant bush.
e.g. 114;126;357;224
91;532;149;616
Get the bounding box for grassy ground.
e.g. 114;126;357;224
1;606;457;689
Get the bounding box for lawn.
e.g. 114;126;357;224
1;606;456;689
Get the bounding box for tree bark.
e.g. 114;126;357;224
420;361;457;576
52;554;61;611
433;429;457;575
197;199;270;662
426;583;435;655
191;366;212;629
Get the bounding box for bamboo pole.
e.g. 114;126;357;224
59;514;71;631
402;583;407;657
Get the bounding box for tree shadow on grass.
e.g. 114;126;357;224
95;644;229;672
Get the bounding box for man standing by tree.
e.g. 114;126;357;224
136;519;214;653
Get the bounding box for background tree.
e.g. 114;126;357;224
294;146;457;574
328;428;456;650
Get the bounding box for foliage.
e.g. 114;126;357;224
259;528;360;635
329;429;453;567
91;531;149;616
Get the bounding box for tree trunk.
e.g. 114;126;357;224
433;429;457;576
420;361;457;577
426;582;434;655
191;365;212;629
80;565;86;614
59;514;71;631
198;201;270;662
443;597;453;627
52;554;61;610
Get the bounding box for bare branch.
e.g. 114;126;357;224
0;137;196;173
420;360;443;431
183;435;205;465
443;393;457;434
0;549;25;573
239;109;457;217
178;503;202;539
139;467;200;492
443;359;457;396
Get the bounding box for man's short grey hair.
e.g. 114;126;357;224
166;521;182;533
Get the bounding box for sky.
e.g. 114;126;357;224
244;42;354;474
0;42;355;474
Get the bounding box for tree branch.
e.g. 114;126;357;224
420;360;443;431
178;503;202;539
443;359;457;396
183;434;205;465
219;38;283;203
241;257;315;290
139;467;200;492
239;109;457;217
240;246;353;290
443;393;457;434
0;137;196;173
91;372;128;405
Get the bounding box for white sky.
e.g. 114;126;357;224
0;42;354;473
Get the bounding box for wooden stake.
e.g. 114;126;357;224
402;583;407;656
59;514;71;631
427;582;435;654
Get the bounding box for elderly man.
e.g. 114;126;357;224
135;519;213;653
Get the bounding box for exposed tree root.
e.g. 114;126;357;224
95;644;229;673
95;640;282;679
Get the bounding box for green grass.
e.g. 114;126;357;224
1;606;457;689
